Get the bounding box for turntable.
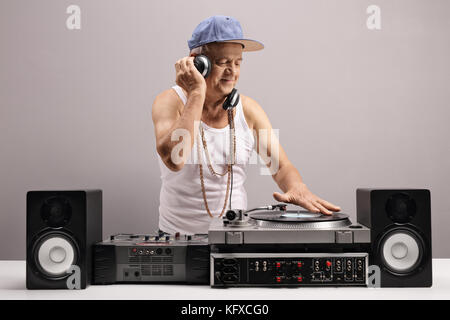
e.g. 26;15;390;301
209;205;371;287
209;204;370;245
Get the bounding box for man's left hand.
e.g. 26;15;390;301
273;183;341;215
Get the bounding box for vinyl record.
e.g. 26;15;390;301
249;210;349;222
248;210;352;229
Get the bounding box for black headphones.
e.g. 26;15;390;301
193;54;240;110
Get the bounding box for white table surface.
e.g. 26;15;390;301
1;260;449;300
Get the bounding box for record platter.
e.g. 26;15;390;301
208;205;371;287
247;210;352;229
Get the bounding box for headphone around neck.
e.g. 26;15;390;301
193;54;240;110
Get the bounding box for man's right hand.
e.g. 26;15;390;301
175;56;207;97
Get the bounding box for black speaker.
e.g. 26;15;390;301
26;190;102;289
356;188;432;287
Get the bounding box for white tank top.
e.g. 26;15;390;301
157;85;255;235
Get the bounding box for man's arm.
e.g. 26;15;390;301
151;57;206;172
152;89;204;171
242;95;341;215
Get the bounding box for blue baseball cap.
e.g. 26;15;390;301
188;15;264;52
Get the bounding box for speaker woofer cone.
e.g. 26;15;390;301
32;232;79;279
379;228;424;275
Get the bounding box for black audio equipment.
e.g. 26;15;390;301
93;233;210;284
356;188;432;287
211;253;368;287
26;190;102;289
209;206;371;287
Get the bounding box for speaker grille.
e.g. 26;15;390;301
128;256;173;264
93;244;116;284
139;264;174;277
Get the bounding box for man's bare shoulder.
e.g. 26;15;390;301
241;94;267;129
153;88;183;108
152;88;184;119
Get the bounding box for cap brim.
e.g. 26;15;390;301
222;39;264;52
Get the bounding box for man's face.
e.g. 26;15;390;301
203;42;243;97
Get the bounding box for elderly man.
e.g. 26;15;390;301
152;15;340;235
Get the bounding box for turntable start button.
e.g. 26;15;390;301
225;231;244;244
335;231;353;244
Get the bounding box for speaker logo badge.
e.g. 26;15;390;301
368;265;381;288
66;265;81;290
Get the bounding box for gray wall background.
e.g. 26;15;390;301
1;0;449;260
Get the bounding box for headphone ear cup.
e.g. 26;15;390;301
193;55;211;78
222;88;240;110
